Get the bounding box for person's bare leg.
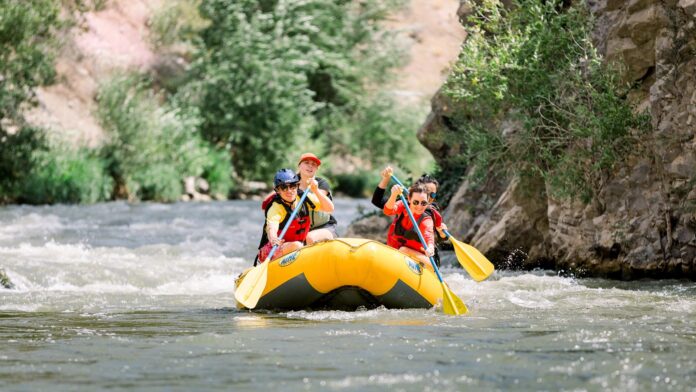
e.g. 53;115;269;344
271;241;303;260
398;247;434;272
306;228;334;245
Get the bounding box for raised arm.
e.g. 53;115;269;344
371;166;393;208
308;179;334;213
383;184;402;215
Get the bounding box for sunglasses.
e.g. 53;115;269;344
277;183;299;191
429;192;437;200
411;200;428;206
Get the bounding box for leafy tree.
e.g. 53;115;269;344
0;0;59;123
0;1;61;200
97;74;233;202
181;0;409;181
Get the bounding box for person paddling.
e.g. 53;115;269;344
296;153;338;244
414;175;448;266
383;184;435;271
256;168;334;265
373;168;447;266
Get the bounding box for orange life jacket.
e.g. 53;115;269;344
387;211;430;251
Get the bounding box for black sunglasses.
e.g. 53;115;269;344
411;200;428;206
277;183;299;191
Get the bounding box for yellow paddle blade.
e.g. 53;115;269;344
450;237;495;282
442;284;468;315
234;262;269;309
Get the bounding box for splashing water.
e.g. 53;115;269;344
1;200;694;391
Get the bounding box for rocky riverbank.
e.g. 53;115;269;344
351;0;696;280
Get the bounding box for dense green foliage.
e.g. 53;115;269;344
180;0;417;181
20;144;113;204
0;0;59;123
442;0;651;201
1;0;423;204
0;1;60;201
97;74;233;202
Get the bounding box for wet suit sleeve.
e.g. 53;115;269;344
371;186;387;209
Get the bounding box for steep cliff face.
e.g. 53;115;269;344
421;0;696;278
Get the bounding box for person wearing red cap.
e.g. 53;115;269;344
296;152;338;244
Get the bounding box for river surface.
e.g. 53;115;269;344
1;200;695;391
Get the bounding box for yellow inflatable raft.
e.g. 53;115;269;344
236;238;444;310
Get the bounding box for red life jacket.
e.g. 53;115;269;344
257;191;314;250
424;204;442;228
261;192;276;210
387;211;430;251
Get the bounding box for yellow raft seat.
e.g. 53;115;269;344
236;238;445;311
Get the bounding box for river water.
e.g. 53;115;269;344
1;199;695;391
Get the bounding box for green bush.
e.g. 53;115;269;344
0;1;60;123
149;0;208;49
20;145;113;204
0;127;48;202
97;74;233;202
1;126;113;205
182;0;412;181
442;0;651;201
332;171;371;198
328;93;429;174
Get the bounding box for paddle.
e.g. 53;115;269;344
443;230;494;282
391;175;494;282
234;186;312;309
393;187;468;315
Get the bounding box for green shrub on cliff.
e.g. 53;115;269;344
180;0;412;181
443;0;651;201
97;74;233;202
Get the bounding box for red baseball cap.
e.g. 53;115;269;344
298;152;321;166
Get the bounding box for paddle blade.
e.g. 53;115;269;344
234;262;269;309
450;237;495;282
442;285;468;315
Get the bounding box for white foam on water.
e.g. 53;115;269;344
0;303;42;312
0;237;247;311
0;213;64;240
326;372;434;389
151;270;237;295
286;307;394;321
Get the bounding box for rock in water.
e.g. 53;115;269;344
0;268;15;289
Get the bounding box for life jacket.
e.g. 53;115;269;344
257;190;315;251
261;182;335;229
423;205;442;228
388;210;429;251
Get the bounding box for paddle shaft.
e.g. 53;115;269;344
264;188;311;262
391;175;408;195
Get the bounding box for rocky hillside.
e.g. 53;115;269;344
25;0;160;147
419;0;696;279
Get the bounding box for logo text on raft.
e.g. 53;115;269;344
406;258;423;275
279;252;299;267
